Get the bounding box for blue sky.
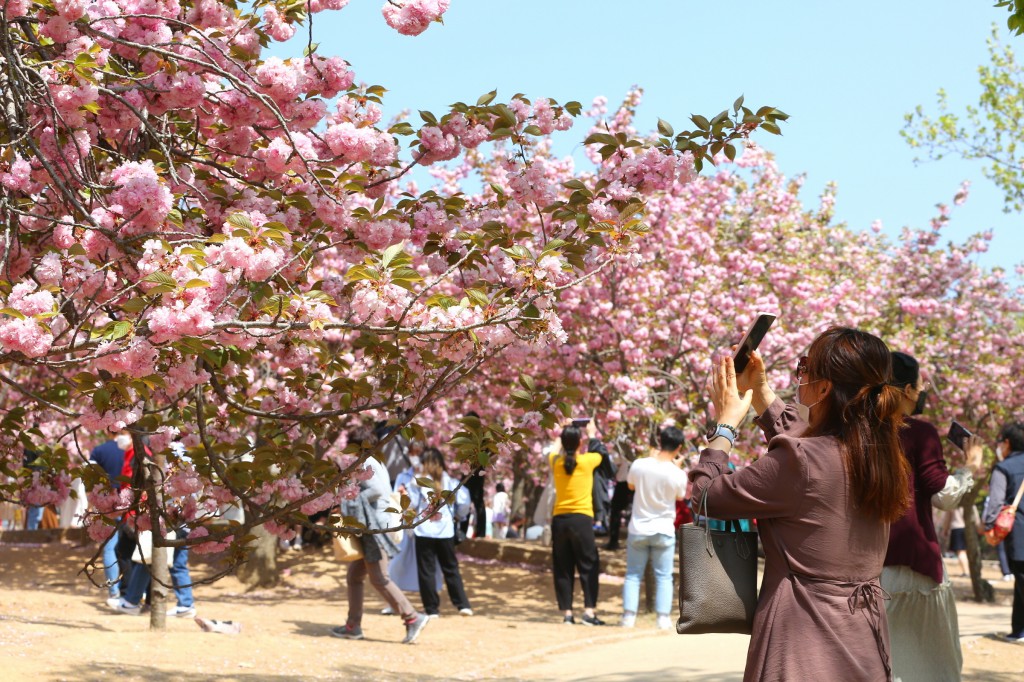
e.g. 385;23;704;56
281;1;1019;273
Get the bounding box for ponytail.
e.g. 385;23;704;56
559;426;582;476
838;383;911;523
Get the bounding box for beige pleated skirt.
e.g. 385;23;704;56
881;565;962;682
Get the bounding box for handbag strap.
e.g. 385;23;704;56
1011;477;1024;511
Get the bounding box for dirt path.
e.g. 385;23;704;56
0;541;1020;681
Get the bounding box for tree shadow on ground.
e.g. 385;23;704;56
0;543;103;595
0;613;116;632
49;662;461;682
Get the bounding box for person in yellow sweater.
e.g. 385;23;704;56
549;422;606;626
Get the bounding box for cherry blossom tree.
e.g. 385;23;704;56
432;96;1024;522
0;0;789;625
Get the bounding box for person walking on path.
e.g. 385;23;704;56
691;327;911;681
982;421;1024;643
619;425;687;630
331;427;430;644
409;447;473;618
550;422;606;626
491;483;510;540
90;433;128;607
881;351;982;682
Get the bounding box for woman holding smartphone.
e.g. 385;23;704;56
882;351;983;681
549;421;606;625
692;327;910;681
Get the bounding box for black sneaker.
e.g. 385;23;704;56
581;614;606;626
562;615;576;625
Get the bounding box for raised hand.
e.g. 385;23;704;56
710;354;753;428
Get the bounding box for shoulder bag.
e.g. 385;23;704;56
984;477;1024;547
676;488;759;635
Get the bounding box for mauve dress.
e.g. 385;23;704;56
690;398;892;682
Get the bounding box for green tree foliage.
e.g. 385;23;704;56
902;28;1024;212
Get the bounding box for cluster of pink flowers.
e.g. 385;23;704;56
381;0;450;36
22;471;71;506
188;526;234;554
164;466;203;498
107;160;173;233
0;156;33;192
146;298;216;343
324;122;398;166
94;340;159;378
87;484;133;515
0;318;54;358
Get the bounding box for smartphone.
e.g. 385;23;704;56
733;313;777;373
571;417;591;428
946;421;972;451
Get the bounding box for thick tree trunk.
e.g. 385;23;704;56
145;444;169;630
962;488;995;603
237;524;279;588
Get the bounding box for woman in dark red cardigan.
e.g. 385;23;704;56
881;351;983;681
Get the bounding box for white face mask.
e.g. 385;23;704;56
409;456;421;471
794;380;824;422
114;434;132;450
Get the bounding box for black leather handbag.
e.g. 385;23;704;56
676;490;759;635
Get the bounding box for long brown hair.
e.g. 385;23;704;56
804;327;911;523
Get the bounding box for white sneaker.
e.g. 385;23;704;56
459;608;473;616
1003;574;1015;582
380;606;395;615
620;613;636;628
106;596;122;610
656;615;674;630
113;599;142;615
426;613;440;620
167;605;197;618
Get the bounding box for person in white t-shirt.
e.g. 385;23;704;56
620;425;688;629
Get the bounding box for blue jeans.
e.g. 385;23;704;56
103;531;121;597
622;532;675;616
25;505;43;530
123;530;194;608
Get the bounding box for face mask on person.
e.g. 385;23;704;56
794;380;824;422
409;456;421;471
114;434;132;450
911;389;928;416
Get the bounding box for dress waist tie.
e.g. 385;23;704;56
792;573;892;680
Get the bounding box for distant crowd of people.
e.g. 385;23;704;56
9;325;1024;681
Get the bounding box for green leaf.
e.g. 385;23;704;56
226;213;254;231
476;89;498;106
657;118;674;137
691;114;711;131
381;243;405;269
419;110;438;126
142;272;176;286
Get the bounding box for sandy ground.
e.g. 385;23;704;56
0;540;1021;681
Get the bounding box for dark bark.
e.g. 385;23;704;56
962;487;995;603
